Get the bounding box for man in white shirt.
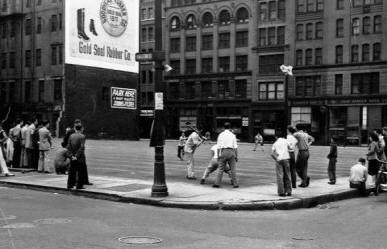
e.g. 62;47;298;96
183;128;203;180
349;158;369;196
213;122;239;188
272;131;292;196
287;126;298;188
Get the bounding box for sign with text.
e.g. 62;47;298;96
111;87;136;109
65;0;139;72
179;117;197;131
155;92;164;110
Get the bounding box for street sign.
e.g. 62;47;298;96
135;53;153;62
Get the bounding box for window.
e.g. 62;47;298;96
1;53;6;69
277;26;285;45
236;31;248;47
259;54;284;75
185;36;196;51
25;50;31;67
316;0;323;11
170;60;180;75
218;56;230;72
306;23;313;40
363;16;370;34
169;83;180;99
336;45;343;64
236;7;249;23
373;43;381;61
217;80;229;98
170;38;180;53
1;22;6;38
202;35;213;50
2;0;7;11
351;45;359;63
335;74;343;95
148;8;154;19
295;76;322;96
141;28;146;41
236;55;248;72
25;81;31;102
202;12;213;27
26;0;31;8
9;52;15;68
201;58;212;73
315;22;323;39
148;71;153;83
170;17;180;31
51;46;57;65
259;2;267;21
219;10;231;25
141;70;146;83
269;1;276;20
218;33;230;49
352;18;360;35
362;44;369;62
336;19;344;37
235;80;247;98
54;79;62;100
337;0;344;9
351;73;379;94
59;13;62;30
37;17;42;34
297;0;305;13
296;24;303;40
296;49;303;66
141;8;146;20
315;48;322;65
148;27;154;41
201;81;213;98
291;107;311;126
58;45;63;64
38;80;44;102
185;59;196;74
278;0;285;20
352;0;361;6
268;27;275;45
374;15;381;33
51;15;57;32
25;19;32;35
185;82;195;99
307;0;314;12
10;22;16;38
259;82;284;100
259;28;267;46
305;49;313;65
186;14;196;29
36;49;41;66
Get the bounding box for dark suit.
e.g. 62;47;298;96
66;132;86;188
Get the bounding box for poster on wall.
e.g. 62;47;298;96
65;0;139;72
179;117;197;132
111;87;136;109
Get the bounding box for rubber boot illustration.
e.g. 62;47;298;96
89;19;98;36
77;8;90;41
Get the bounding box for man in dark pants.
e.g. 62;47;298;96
66;124;86;190
62;119;92;186
10;119;23;168
287;126;298;188
25;117;39;169
294;126;314;188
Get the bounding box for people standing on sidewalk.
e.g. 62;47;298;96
271;131;292;197
200;143;232;185
38;120;52;173
9;119;23;168
327;136;338;185
213;122;239;188
349;158;369;197
66;123;86;190
19;121;29;168
177;131;186;161
367;133;380;189
183;128;203;180
54;144;70;174
286;126;298;188
25;117;39;169
293;126;314;188
253;132;264;152
0;124;14;177
4;125;14;167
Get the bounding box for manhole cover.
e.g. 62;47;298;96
0;215;17;221
34;218;72;225
1;223;36;229
118;236;163;244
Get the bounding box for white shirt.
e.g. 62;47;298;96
210;144;218;159
349;163;368;183
217;129;238;149
272;138;290;161
184;132;202;153
287;134;298;152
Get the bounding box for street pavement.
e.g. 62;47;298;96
0;187;386;249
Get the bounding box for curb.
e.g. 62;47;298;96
0;180;362;211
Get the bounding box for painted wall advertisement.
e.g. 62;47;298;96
111;87;136;109
65;0;139;72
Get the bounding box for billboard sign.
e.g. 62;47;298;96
111;87;136;109
65;0;139;72
179;117;197;132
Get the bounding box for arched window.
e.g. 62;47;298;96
202;12;213;27
236;7;249;23
186;14;197;29
170;16;180;31
219;10;231;25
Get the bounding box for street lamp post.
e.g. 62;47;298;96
149;0;168;197
280;65;293;128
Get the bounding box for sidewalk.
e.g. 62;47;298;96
0;173;361;210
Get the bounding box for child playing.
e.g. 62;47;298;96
200;144;233;185
253;132;264;151
327;136;338;184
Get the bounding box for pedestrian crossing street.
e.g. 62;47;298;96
48;139;368;187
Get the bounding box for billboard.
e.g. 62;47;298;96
65;0;139;72
111;87;137;109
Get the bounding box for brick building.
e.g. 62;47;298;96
0;0;139;139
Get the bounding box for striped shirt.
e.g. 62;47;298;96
294;131;314;151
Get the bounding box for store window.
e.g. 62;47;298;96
291;107;311;126
330;107;346;127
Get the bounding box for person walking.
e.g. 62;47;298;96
66;123;86;190
213;122;239;188
253;132;264;151
286;126;298;188
177;131;186;160
293;126;314;188
183;128;203;180
327;136;338;185
38;120;52;173
271;131;292;196
0;124;14;177
19;121;29;168
9;119;23;168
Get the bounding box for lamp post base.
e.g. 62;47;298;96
151;146;168;197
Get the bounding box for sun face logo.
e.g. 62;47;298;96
100;0;128;37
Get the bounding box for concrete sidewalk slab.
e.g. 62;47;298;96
0;173;361;210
